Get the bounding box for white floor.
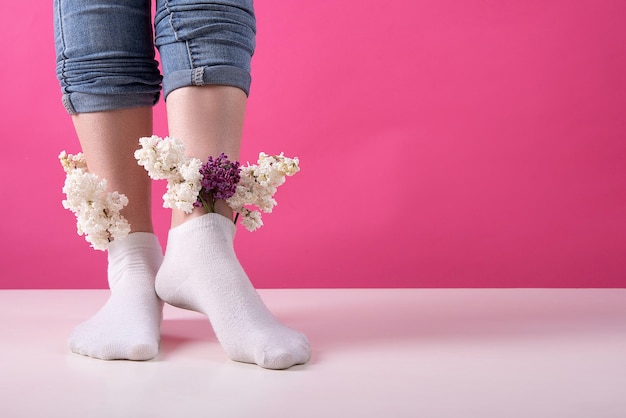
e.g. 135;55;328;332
0;289;625;418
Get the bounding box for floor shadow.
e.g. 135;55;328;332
159;318;216;356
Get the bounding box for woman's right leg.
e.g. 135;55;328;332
55;0;163;360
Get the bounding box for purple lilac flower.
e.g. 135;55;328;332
194;153;241;212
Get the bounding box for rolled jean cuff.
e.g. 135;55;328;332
61;91;160;115
163;65;251;99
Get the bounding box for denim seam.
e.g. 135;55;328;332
165;0;178;41
186;40;197;69
192;67;204;86
55;1;67;86
165;0;196;73
55;1;77;115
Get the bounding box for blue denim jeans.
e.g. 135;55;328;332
54;0;255;114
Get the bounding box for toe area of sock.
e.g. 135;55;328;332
68;338;158;361
257;344;311;370
126;342;159;361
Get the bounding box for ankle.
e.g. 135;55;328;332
171;200;233;228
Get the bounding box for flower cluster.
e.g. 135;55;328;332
59;151;130;250
134;135;300;231
227;153;300;231
195;153;241;213
134;135;202;213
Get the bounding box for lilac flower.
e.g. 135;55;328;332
59;151;130;250
194;153;241;213
135;136;203;213
226;152;300;231
135;135;300;231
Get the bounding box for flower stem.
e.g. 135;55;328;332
198;194;212;213
208;192;216;213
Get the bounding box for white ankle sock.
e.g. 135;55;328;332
68;232;163;360
156;213;311;369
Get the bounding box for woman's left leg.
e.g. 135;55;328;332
153;0;311;369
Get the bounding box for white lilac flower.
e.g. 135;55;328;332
135;135;190;180
239;208;263;231
59;151;130;250
59;150;88;173
163;181;201;213
135;136;204;213
226;152;300;231
154;136;188;176
179;158;204;184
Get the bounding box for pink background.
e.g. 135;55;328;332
1;1;625;289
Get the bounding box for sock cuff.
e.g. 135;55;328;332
109;231;160;250
107;232;163;265
169;213;236;239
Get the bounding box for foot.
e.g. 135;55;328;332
68;233;163;360
156;213;310;369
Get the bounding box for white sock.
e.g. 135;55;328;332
156;213;311;369
68;232;163;361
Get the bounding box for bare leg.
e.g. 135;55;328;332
72;107;154;233
156;86;311;369
166;85;245;226
67;107;163;361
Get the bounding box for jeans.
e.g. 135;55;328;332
54;0;256;114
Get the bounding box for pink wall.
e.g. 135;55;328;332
1;1;625;289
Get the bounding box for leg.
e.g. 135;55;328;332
159;86;311;370
167;85;246;225
55;0;163;360
154;0;310;369
72;108;155;233
68;108;163;361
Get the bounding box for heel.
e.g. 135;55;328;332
156;274;205;314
